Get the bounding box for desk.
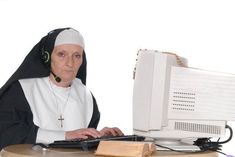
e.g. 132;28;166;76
1;144;218;157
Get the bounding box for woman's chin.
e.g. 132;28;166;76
62;77;75;83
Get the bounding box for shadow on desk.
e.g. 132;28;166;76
0;144;218;157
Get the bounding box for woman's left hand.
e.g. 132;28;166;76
99;127;124;137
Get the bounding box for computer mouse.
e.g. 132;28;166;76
32;143;48;151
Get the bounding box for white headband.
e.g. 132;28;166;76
54;28;85;48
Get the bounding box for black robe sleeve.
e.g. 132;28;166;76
0;81;38;149
88;94;100;129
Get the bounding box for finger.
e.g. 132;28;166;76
76;134;89;139
65;130;88;140
112;127;124;136
102;128;117;136
84;128;101;138
109;128;118;136
88;128;102;137
100;127;112;136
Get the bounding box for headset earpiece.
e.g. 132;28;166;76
41;50;50;63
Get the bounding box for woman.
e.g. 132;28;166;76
0;27;123;149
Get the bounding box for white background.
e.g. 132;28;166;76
0;0;234;156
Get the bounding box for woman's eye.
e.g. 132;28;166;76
74;54;81;59
57;52;65;57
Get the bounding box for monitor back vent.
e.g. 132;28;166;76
175;122;221;135
171;91;196;111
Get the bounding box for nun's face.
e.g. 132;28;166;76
50;44;83;85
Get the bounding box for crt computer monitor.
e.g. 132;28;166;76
133;49;235;150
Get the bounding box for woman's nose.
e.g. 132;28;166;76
66;56;73;67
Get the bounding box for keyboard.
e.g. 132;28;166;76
48;135;145;151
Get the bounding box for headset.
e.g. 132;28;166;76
41;49;50;65
41;43;61;82
40;28;70;82
40;30;54;67
40;32;51;67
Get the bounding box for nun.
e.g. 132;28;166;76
0;27;123;149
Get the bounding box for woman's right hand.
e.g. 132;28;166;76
65;128;102;140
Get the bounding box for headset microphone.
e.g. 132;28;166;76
51;71;61;83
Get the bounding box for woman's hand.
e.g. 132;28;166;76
65;127;124;140
100;127;124;137
65;128;102;140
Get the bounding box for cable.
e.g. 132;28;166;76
155;143;206;153
218;125;233;144
154;124;233;156
193;124;233;156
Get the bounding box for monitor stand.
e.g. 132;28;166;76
154;139;200;152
